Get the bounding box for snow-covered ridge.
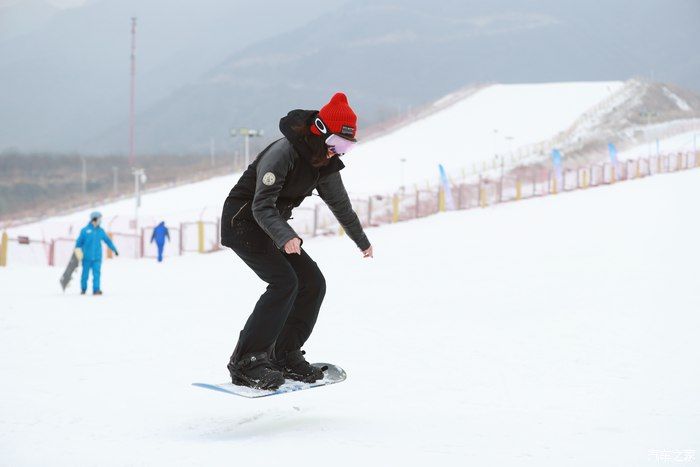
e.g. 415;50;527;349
539;79;700;162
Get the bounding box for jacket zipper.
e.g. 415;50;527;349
230;201;249;226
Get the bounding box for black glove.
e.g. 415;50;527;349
114;251;119;256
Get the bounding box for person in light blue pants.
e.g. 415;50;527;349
75;211;118;295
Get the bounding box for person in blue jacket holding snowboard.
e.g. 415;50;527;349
150;221;170;262
75;211;118;295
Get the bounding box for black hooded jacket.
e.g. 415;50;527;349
222;109;370;251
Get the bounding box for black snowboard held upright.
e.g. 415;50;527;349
59;252;79;292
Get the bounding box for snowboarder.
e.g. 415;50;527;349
220;92;373;390
150;221;170;262
74;211;119;295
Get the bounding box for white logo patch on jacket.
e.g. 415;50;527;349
262;172;276;186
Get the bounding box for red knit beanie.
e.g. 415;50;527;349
311;92;357;140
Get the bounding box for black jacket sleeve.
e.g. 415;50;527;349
251;142;300;249
317;171;371;251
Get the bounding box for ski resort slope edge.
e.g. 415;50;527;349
5;81;623;239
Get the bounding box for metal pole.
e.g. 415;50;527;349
244;134;250;168
133;168;145;239
499;156;504;202
312;205;319;237
367;197;372;226
400;158;406;191
129;17;137;168
134;170;139;236
493;129;498;159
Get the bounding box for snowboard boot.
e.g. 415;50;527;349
80;290;86;295
93;290;103;296
275;350;325;383
228;352;285;390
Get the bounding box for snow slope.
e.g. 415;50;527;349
342;81;622;194
1;169;699;466
4;174;239;240
618;130;699;160
6;81;622;240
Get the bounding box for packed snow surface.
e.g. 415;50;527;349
2;169;699;466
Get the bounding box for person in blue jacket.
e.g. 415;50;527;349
74;211;118;295
150;221;170;262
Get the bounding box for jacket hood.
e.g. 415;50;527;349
280;109;318;141
279;109;345;174
279;109;317;147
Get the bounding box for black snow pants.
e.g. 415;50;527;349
221;199;326;365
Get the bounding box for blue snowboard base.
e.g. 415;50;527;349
193;363;346;398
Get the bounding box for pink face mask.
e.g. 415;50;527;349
314;116;357;155
325;134;356;155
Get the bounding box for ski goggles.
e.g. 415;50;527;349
325;133;356;155
314;117;357;155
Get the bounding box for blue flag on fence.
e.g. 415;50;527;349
608;143;618;164
438;164;456;210
551;149;563;179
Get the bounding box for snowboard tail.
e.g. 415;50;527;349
193;363;346;399
60;252;80;292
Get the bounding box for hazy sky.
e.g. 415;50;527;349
46;0;87;7
0;0;87;8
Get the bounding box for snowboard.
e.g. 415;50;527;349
193;363;346;399
59;252;80;292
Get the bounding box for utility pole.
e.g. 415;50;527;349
231;128;264;169
493;129;499;156
505;135;514;164
640;109;658;158
132;168;147;237
129;17;137;168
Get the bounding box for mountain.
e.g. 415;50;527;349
0;0;346;153
91;0;700;155
3;0;699;155
0;0;59;43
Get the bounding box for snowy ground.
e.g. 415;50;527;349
618;130;699;160
2;168;699;466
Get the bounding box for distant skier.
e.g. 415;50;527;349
221;92;373;390
75;211;118;295
150;221;170;262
